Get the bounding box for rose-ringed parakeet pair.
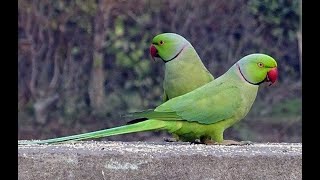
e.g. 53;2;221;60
19;32;215;144
18;50;278;145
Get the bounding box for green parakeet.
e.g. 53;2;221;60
18;53;278;145
150;33;214;102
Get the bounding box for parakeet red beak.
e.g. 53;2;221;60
150;44;159;61
266;67;278;86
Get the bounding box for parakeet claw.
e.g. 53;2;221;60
163;137;178;142
239;140;253;145
215;140;253;146
190;139;203;144
203;140;216;145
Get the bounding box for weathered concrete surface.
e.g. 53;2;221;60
18;141;301;180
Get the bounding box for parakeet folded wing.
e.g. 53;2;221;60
128;84;241;125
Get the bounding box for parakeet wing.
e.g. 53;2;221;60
128;82;241;125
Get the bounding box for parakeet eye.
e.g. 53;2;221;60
257;62;264;68
159;40;164;45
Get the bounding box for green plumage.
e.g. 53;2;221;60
150;33;214;102
23;120;167;144
19;53;278;145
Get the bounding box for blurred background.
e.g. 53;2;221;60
18;0;301;143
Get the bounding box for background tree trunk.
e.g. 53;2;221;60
89;0;113;115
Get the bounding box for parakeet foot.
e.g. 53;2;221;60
163;137;178;142
215;140;253;146
190;139;203;144
199;136;216;145
202;139;216;145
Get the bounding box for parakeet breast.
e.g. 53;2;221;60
163;46;214;99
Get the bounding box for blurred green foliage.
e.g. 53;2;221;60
18;0;301;142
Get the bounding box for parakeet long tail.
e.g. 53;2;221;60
18;119;165;145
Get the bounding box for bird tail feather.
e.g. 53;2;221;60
18;119;165;145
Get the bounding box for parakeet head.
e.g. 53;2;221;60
236;53;278;86
150;33;189;62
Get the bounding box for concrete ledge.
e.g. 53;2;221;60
18;141;301;180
